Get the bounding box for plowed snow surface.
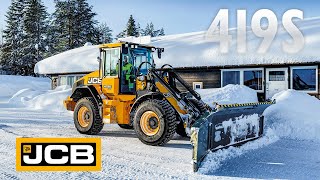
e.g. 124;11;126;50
0;108;320;179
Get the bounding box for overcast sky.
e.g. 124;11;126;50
0;0;320;36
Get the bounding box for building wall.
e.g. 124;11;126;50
175;63;320;101
175;69;221;89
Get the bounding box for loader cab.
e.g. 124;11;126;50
99;43;154;95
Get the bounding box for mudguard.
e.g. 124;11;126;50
191;101;275;172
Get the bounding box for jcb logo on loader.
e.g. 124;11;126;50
16;138;101;171
87;77;101;84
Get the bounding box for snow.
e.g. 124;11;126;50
264;90;320;141
35;17;320;75
1;75;320;179
197;85;258;106
0;75;50;100
152;17;320;67
34;45;100;74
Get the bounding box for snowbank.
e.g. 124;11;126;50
26;85;71;112
264;90;320;141
197;85;258;106
0;75;50;98
5;80;71;112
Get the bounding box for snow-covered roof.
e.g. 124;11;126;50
35;17;320;75
34;45;100;74
152;17;320;67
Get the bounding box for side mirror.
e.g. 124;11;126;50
122;44;129;54
157;48;164;59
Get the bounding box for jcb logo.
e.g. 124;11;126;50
87;77;101;84
16;138;101;171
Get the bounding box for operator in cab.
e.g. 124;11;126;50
122;55;134;92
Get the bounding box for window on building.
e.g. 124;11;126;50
60;76;67;86
222;71;240;86
244;70;263;90
269;71;285;81
222;68;264;92
193;82;203;90
67;76;74;86
291;67;317;92
76;76;83;80
59;75;84;87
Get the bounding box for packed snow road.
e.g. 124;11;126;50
1;76;320;179
1;107;320;180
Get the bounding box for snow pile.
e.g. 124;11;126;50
26;85;71;112
7;85;71;112
197;84;258;106
199;128;279;174
264;90;320;141
0;75;69;112
0;75;50;98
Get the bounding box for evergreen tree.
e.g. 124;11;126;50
73;0;97;46
116;30;126;39
0;0;25;75
51;0;98;54
136;22;142;36
126;15;138;37
142;22;165;37
158;28;165;36
96;23;113;44
22;0;49;75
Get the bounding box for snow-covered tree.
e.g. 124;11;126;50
142;22;165;37
50;0;98;53
116;30;126;39
22;0;49;75
73;0;97;46
158;28;165;36
0;0;25;75
96;23;113;44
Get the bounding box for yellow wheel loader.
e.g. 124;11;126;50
64;42;275;171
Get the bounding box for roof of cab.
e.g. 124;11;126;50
99;42;155;49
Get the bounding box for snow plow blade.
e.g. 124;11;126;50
191;101;275;172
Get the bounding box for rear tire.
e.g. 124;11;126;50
118;124;133;129
74;97;103;135
133;99;177;146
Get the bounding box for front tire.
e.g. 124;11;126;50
133;99;177;146
74;97;103;135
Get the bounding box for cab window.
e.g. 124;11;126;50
104;48;120;76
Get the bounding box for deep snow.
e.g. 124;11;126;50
1;76;320;179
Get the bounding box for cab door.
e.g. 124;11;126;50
101;47;120;96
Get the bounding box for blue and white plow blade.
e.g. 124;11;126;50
191;101;275;172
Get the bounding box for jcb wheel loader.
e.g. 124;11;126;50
64;42;275;171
